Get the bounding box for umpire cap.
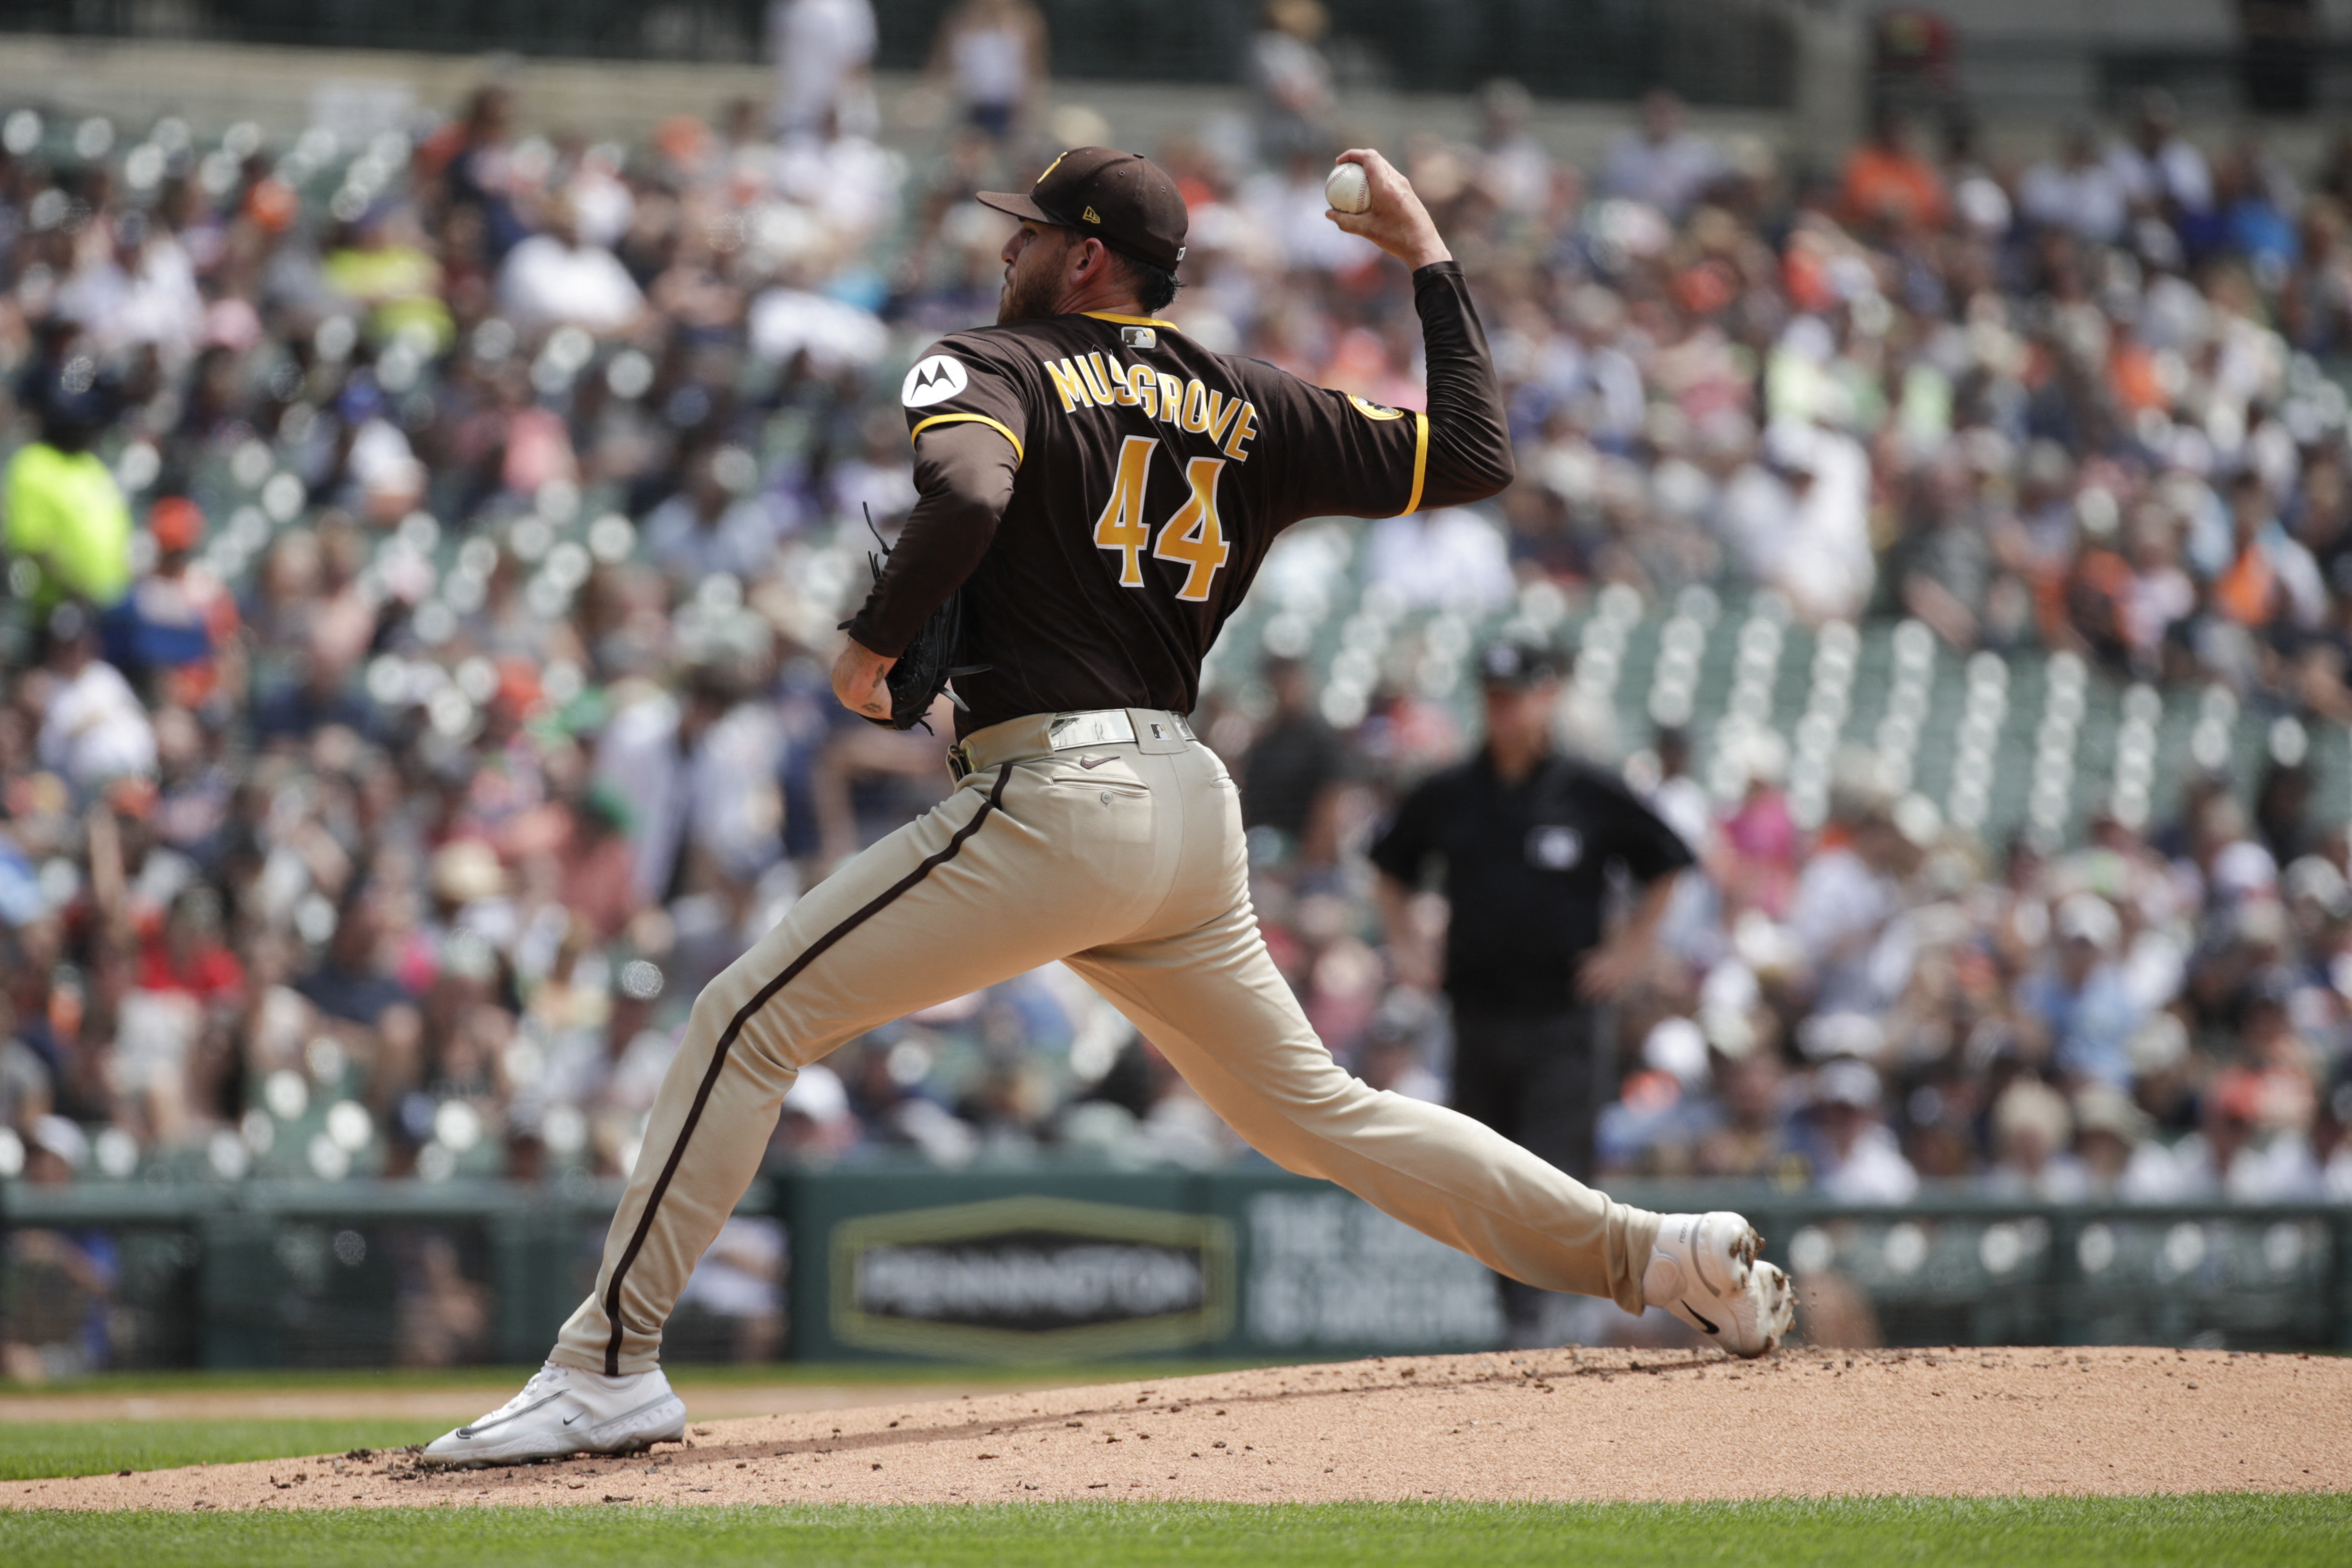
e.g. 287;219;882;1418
1476;639;1567;688
978;147;1189;271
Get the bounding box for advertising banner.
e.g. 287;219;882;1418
778;1169;1504;1362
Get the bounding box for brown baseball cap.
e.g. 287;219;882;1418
978;147;1188;272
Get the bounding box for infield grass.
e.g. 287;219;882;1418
1;1495;2345;1566
0;1419;449;1482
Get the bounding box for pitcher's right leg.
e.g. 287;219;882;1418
1058;738;1791;1355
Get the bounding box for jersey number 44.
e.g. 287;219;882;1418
1092;436;1229;603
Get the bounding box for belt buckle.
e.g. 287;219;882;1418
946;744;972;783
1048;711;1137;751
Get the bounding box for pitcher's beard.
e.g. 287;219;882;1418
996;272;1055;323
995;243;1068;323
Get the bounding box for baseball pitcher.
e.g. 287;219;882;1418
426;146;1791;1466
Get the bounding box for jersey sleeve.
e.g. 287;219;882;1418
1584;770;1698;883
1367;770;1447;886
1249;367;1429;524
900;333;1030;468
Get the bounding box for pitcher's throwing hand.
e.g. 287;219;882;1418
1325;149;1451;271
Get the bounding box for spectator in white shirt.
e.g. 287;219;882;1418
1806;1058;1920;1205
2019;118;2132;246
1603;89;1722;219
593;684;688;906
1250;0;1337;165
87;211;205;365
1757;417;1876;623
2108;89;2215;219
1788;789;1911;1017
2161;1068;2325;1203
1361;506;1515;613
641;444;783;588
1240;153;1384;274
2073;1081;2185;1203
495;198;644;335
928;0;1047;141
1981;1079;2092;1202
35;605;157;794
767;0;878;139
1554;285;1647;443
1475;78;1556;220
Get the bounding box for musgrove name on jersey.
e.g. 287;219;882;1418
1041;352;1261;463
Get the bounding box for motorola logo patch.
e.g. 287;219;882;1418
902;354;970;408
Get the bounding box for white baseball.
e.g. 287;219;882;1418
1325;162;1371;215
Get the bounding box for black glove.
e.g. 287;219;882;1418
840;508;988;732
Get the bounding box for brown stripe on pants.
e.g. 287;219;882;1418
553;713;1659;1374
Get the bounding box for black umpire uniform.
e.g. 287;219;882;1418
1369;642;1692;1328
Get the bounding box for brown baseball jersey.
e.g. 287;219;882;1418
847;260;1513;735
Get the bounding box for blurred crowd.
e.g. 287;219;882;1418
2;0;2351;1296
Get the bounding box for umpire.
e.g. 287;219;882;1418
1371;640;1693;1339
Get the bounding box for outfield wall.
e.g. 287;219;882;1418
4;1172;2348;1370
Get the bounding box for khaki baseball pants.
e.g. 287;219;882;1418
554;709;1661;1374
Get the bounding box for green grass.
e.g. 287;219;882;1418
0;1496;2345;1566
0;1420;449;1482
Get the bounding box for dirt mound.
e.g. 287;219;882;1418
8;1347;2347;1511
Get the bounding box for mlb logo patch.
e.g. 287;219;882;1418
1527;825;1583;870
1121;326;1157;350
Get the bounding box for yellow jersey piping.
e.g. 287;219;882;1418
1404;412;1429;515
1082;311;1182;329
909;413;1025;466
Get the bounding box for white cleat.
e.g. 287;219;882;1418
421;1361;686;1468
1643;1211;1794;1359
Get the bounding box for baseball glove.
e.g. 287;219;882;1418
842;507;988;732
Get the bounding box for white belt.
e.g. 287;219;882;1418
1049;710;1132;748
948;708;1195;781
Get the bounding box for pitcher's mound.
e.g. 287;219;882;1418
10;1347;2348;1512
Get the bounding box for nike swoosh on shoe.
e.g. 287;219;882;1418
458;1390;565;1436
